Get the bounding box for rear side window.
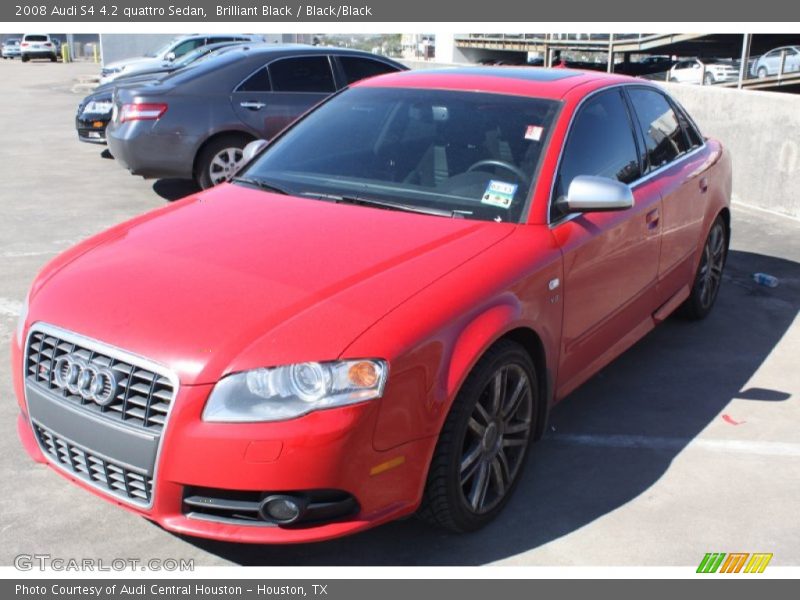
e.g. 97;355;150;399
553;89;640;217
237;67;271;92
671;101;704;149
24;35;48;42
269;56;336;93
339;56;400;85
627;88;690;169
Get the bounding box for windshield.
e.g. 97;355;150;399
145;38;178;58
241;87;560;223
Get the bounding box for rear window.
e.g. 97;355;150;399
339;56;400;85
24;35;48;42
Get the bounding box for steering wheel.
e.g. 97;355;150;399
466;159;530;185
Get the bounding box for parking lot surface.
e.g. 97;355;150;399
1;61;798;566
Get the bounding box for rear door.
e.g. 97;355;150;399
552;88;662;397
231;55;336;140
625;87;708;301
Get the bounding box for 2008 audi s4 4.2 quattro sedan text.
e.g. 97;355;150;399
12;68;731;543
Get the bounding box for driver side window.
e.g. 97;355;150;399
552;90;640;221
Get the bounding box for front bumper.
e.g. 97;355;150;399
75;114;109;143
13;333;434;543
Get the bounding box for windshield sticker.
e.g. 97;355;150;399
481;180;518;209
525;125;544;141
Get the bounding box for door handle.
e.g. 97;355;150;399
646;208;660;231
699;177;709;193
240;101;266;110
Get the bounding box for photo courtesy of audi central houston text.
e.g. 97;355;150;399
12;61;733;543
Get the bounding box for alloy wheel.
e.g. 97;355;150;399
459;363;533;514
208;147;244;185
696;221;726;310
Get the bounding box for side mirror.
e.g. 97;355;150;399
241;139;269;164
165;51;176;62
556;175;634;213
229;139;269;179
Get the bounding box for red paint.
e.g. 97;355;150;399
722;414;746;426
12;69;731;543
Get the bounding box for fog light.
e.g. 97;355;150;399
258;495;308;524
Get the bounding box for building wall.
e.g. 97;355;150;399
664;83;800;218
99;33;179;65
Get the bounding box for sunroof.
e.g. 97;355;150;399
410;67;584;82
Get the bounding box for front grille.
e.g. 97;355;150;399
34;422;153;505
26;331;175;432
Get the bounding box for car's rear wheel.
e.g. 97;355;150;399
681;216;727;320
418;340;537;532
21;54;29;62
196;135;250;189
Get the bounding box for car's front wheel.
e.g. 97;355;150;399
681;215;728;320
757;66;768;79
196;134;251;189
418;340;538;532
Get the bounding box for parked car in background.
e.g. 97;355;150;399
99;34;262;84
106;45;407;188
75;41;248;144
668;58;739;85
20;34;57;62
14;68;731;543
752;46;800;78
2;39;21;59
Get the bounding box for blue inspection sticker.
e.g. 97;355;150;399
481;180;518;209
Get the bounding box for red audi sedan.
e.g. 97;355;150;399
12;68;731;543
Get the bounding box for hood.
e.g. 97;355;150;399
105;57;166;72
29;185;514;385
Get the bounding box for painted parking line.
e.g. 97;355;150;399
548;433;800;457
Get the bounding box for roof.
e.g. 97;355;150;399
355;66;641;99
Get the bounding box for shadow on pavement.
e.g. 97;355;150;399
152;178;201;202
173;249;799;565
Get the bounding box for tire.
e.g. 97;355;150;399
418;340;538;533
195;134;251;189
680;216;727;320
757;66;768;79
21;54;29;63
50;54;57;62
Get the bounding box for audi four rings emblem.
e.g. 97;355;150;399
53;355;119;406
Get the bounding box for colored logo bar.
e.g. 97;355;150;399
697;553;773;573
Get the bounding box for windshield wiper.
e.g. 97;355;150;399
230;176;290;195
299;192;459;218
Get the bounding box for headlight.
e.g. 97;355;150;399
202;359;388;422
15;291;30;347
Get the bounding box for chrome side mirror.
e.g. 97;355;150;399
241;139;269;164
165;51;176;62
229;139;269;179
556;175;634;213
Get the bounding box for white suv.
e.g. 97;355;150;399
668;58;739;85
99;34;262;84
20;34;58;62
